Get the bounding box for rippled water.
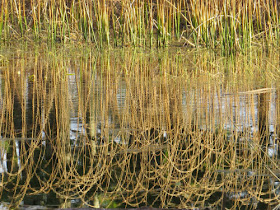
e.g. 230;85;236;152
0;44;279;209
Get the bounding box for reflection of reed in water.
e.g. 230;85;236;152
0;47;280;209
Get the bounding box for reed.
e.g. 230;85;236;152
0;0;279;50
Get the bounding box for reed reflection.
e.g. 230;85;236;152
0;47;279;209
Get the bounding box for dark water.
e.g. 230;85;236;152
0;45;279;209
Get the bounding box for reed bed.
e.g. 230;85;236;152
0;45;280;208
0;0;280;51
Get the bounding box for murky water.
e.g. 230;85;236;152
0;44;280;209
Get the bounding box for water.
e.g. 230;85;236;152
0;44;279;209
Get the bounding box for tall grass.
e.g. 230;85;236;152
0;0;280;50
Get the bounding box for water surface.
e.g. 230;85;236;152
0;44;279;209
